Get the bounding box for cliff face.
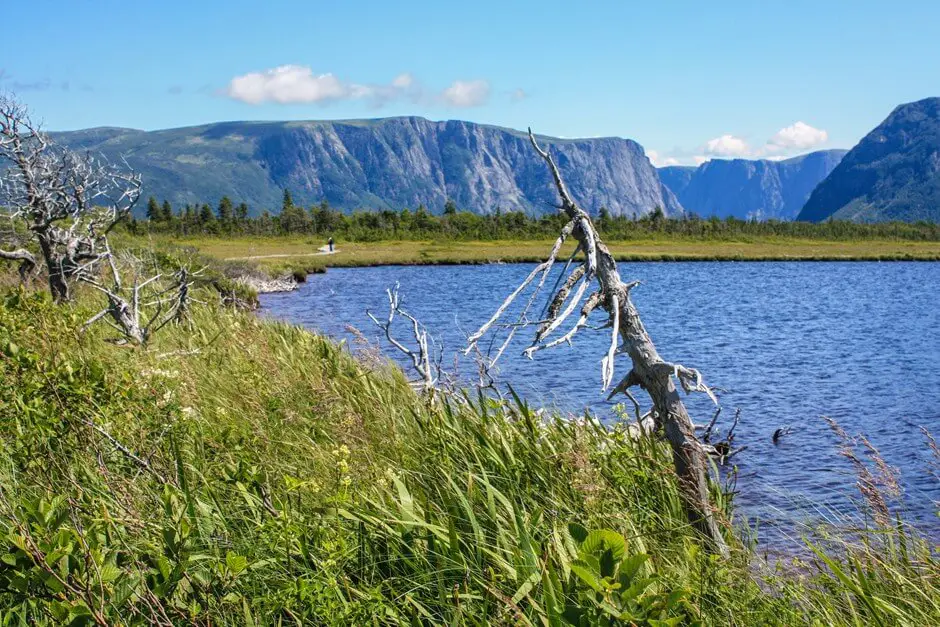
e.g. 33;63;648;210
659;150;847;220
657;166;696;199
798;97;940;222
54;117;681;217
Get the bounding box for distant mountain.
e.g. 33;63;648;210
659;150;847;220
798;97;940;222
657;166;696;199
51;117;681;217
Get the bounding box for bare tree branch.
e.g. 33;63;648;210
368;282;438;394
80;255;194;346
0;92;141;302
464;128;731;556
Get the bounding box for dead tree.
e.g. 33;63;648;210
466;129;729;556
367;282;441;395
80;256;194;346
0;93;141;302
171;266;204;326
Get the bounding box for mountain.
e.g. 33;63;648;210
657;166;696;199
51;117;681;217
798;98;940;222
659;150;847;220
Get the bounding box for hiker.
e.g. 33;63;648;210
328;236;334;252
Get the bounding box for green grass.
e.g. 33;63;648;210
0;280;937;625
134;235;940;278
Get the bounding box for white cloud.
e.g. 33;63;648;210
767;121;828;151
675;121;829;164
225;66;352;104
646;150;681;167
510;88;527;102
391;73;414;89
225;66;490;109
703;134;751;157
440;79;490;107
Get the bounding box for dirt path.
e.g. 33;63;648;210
225;246;338;261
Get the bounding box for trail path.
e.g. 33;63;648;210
225;246;338;261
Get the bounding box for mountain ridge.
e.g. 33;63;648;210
51;116;681;217
659;150;847;220
798;97;940;222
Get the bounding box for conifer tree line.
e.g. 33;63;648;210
132;190;940;242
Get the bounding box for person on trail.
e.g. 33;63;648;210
328;236;334;252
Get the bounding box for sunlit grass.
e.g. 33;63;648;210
0;274;936;624
134;234;940;277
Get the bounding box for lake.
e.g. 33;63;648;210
260;261;940;543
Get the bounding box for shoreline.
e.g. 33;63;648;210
247;255;940;293
148;236;940;290
307;253;940;266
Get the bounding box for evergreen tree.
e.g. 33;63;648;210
311;200;335;233
443;199;458;215
258;210;274;235
236;202;249;222
414;204;432;230
650;206;665;227
282;189;294;211
279;203;310;234
199;203;214;225
217;196;234;224
145;196;161;222
161;200;173;222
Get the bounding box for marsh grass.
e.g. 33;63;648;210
0;279;936;624
129;235;940;279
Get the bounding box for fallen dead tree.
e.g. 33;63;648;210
81;256;197;346
466;129;730;556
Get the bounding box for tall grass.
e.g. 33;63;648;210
0;284;936;624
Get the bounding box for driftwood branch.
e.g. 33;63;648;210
465;128;730;556
81;417;170;484
368;282;438;394
0;247;36;281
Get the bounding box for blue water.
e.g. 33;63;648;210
260;262;940;543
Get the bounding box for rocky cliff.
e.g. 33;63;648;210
660;150;846;220
53;117;681;217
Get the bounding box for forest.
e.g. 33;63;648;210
135;192;940;242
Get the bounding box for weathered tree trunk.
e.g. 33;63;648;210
587;235;728;555
37;233;70;303
0;248;36;283
0;93;141;303
468;130;730;556
604;249;726;551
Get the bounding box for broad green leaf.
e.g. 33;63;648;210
581;529;626;561
570;560;604;594
226;552;248;576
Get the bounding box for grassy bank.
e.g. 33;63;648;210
0;279;937;624
139;235;940;277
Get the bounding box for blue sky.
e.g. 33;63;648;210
2;0;938;165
